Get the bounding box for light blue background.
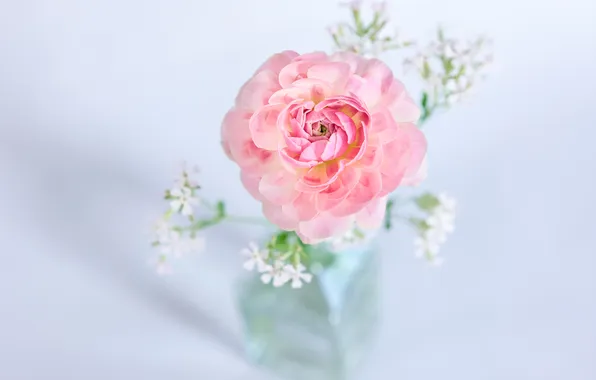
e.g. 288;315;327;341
1;0;595;378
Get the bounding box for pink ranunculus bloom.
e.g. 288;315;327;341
222;51;426;244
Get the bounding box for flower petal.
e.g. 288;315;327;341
378;131;410;196
315;166;360;211
358;145;384;168
329;170;382;217
299;140;327;162
401;123;427;180
307;61;351;91
355;197;388;229
321;129;348;161
282;192;319;222
249;104;285;150
262;202;299;230
240;171;264;201
296;161;344;192
256;50;299;75
401;154;428;186
335;112;357;144
278;61;316;88
296;213;354;244
235;70;279;112
259;169;300;205
385;79;420;123
221;108;251;161
329;51;364;73
368;110;399;146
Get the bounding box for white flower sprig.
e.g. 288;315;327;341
149;165;207;274
411;193;457;265
150;217;206;275
240;233;313;289
150;163;268;275
329;1;414;57
384;192;457;265
166;163;201;217
241;242;269;272
403;27;493;122
284;264;313;289
328;225;369;252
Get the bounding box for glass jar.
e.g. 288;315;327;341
236;239;380;380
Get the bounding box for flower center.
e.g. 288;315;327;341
311;121;333;138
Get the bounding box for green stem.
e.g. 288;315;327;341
392;213;415;224
224;215;271;226
200;199;216;211
184;213;270;232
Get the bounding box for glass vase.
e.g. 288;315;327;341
236;239;380;380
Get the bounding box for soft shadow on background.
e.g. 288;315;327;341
1;0;595;379
2;132;246;351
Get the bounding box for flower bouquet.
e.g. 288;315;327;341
149;1;491;378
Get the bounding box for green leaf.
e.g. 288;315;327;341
442;57;454;75
421;60;431;79
216;201;226;217
193;219;217;230
369;20;388;42
268;230;292;253
455;64;466;79
409;217;430;232
415;193;440;211
437;27;445;42
275;231;290;246
384;198;395;230
352;9;365;36
314;252;336;269
421;92;428;109
291;251;301;267
307;248;336;269
419;92;432;124
362;13;379;36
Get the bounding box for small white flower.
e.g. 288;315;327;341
457;75;474;92
330;229;357;251
169;186;199;216
151;256;172;276
427;212;455;235
241;242;269;272
414;193;457;264
328;226;371;252
445;78;459;93
159;230;204;258
450;40;467;56
426;226;448;245
185;236;206;252
175;162;200;189
153;218;172;244
441;42;457;59
428;256;445;267
438;193;457;212
427;73;442;88
371;1;387;13
260;260;290;287
445;92;461;105
342;0;363;11
427;194;457;235
158;230;183;256
284;264;313;289
414;235;440;258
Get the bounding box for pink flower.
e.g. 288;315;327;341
222;51;426;243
